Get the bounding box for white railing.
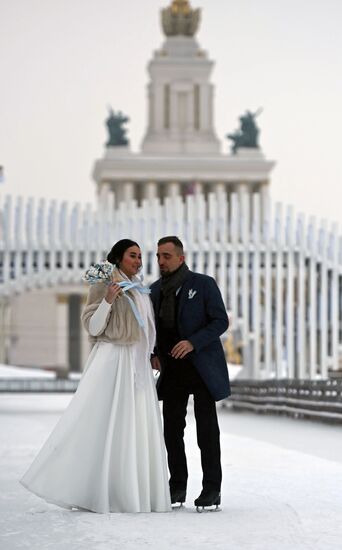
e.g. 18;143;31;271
1;191;341;381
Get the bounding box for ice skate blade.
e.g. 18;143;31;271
172;502;185;510
196;504;221;513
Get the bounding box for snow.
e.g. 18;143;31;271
1;393;342;550
0;364;55;379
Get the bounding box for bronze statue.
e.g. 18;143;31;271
227;108;262;154
105;108;129;147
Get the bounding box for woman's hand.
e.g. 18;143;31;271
105;283;122;304
151;356;161;371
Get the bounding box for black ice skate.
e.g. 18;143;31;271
194;490;221;513
171;489;186;507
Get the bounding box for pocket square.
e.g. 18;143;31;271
188;289;197;300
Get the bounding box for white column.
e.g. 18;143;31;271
260;181;270;228
208;84;214;128
319;221;328;378
154;83;164;132
274;203;284;378
187;89;194;132
0;298;10;364
193;181;203;195
98;182;110;208
308;218;318;379
229;192;239;369
122;182;135;203
237;182;250;237
330;223;339;373
166;181;181;198
214;182;225;197
238;182;250;373
285;206;295;379
296;214;307;379
200;84;210;131
56;295;69;372
147;83;154;131
251;193;261;379
170;87;178;132
143;181;158;200
263;208;272;378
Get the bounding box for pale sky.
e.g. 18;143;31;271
1;0;341;225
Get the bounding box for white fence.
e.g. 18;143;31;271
0;190;341;381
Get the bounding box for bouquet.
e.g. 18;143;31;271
82;261;114;285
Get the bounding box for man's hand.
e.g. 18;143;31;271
171;340;194;359
151;355;161;371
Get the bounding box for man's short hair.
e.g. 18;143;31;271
158;236;184;254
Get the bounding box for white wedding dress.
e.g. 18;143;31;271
20;285;171;513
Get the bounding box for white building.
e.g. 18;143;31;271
93;0;274;213
5;0;274;374
2;2;340;381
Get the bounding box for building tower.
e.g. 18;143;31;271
93;0;274;216
142;0;220;155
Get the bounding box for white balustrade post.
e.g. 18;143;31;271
59;201;68;281
229;192;239;354
14;197;23;292
251;193;261;379
185;194;195;271
217;187;228;307
296;213;307;379
238;183;250;371
195;192;206;274
285;206;295;379
263;203;272;378
207;192;217;278
308;218;318;379
274;203;284;378
25;198;35;285
2;196;12;294
319;221;328;378
329;223;339;373
36;199;46;285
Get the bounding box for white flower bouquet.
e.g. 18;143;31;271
82;261;114;285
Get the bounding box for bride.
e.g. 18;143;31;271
20;239;171;513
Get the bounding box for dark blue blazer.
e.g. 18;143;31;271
150;270;230;401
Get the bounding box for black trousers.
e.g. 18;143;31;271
161;356;222;494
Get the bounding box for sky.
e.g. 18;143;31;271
0;0;342;225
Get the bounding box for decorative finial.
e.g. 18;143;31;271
162;0;201;37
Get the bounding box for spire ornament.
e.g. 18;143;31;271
162;0;201;37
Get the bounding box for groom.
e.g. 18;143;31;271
150;236;230;509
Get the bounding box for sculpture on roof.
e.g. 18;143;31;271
105;108;129;147
227;109;262;154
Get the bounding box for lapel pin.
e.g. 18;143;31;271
188;289;197;300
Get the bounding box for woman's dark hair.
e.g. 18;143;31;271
107;239;140;266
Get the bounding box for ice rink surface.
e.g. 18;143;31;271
1;393;341;550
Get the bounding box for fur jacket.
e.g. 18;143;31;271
81;269;140;344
